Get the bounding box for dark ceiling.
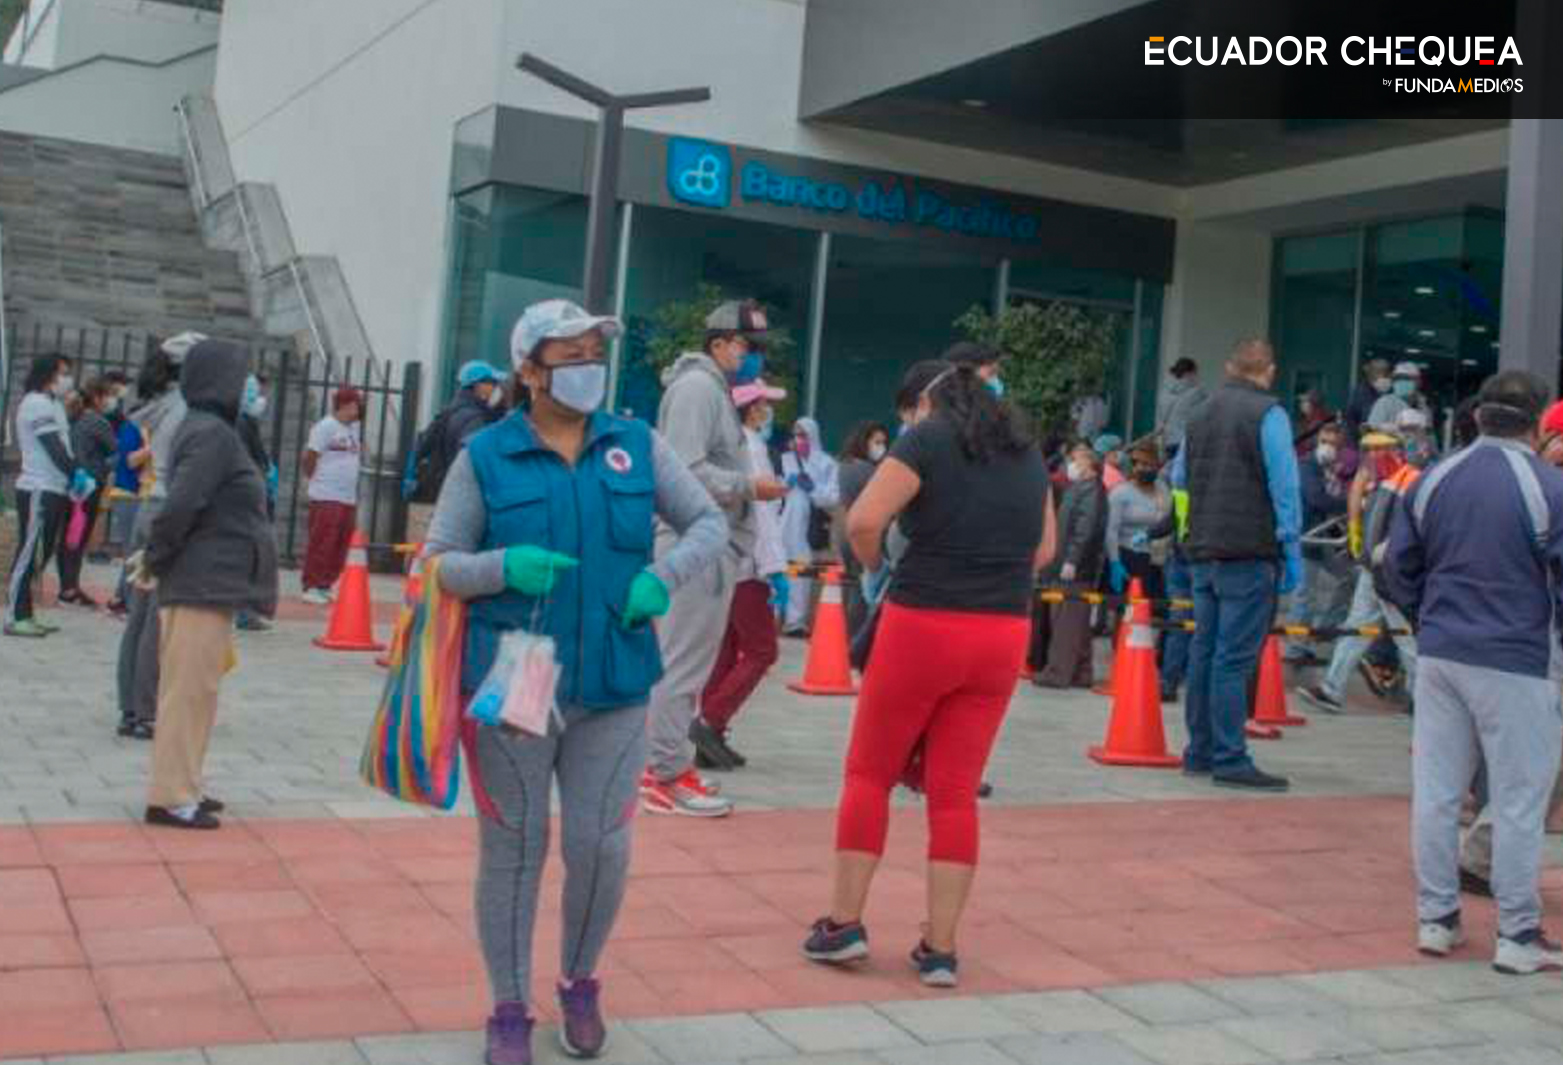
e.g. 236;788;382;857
808;0;1515;186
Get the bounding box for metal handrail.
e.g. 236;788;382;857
174;97;209;210
0;214;9;443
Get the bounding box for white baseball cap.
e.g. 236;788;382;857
509;300;622;366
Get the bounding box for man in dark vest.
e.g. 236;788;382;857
1171;339;1301;791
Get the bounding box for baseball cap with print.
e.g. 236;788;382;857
705;299;770;349
732;379;787;408
509;299;623;367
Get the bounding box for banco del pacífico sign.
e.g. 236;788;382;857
666;136;1042;243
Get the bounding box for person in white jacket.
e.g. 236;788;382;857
781;416;840;635
690;380;790;771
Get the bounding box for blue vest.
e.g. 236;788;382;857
463;411;663;709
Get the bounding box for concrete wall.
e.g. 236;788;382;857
3;0;63;66
1159;219;1273;381
4;0;217;67
0;45;215;153
215;0;502;368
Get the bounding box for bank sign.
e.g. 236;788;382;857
666;137;1042;243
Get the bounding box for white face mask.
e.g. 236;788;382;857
486;386;504;409
1066;460;1086;481
52;374;74;398
1372;377;1392;394
547;362;607;416
1315;443;1337;466
246;394;268;419
868;442;887;463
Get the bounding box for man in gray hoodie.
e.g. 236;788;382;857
1157;357;1208;457
642;300;788;817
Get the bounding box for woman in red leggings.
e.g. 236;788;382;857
804;352;1056;987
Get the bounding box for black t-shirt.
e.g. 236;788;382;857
887;415;1049;616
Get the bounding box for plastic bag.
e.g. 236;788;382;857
468;629;560;737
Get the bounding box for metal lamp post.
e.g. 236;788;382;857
516;53;710;314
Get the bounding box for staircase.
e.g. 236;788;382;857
0;130;265;341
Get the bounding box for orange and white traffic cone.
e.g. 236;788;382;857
1250;635;1306;730
787;567;857;696
1089;580;1181;768
315;530;385;653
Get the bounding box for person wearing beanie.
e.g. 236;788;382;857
1156;356;1208;457
300;385;364;604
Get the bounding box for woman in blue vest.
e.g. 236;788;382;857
426;300;726;1065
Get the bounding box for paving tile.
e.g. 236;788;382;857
531;1022;669;1064
748;1055;881;1065
0;1003;120;1059
55;862;180;899
0;868;60;903
987;989;1145;1035
1337;1006;1488;1053
0;897;73;934
631;1013;794;1062
190;888;319;924
211;916;353;958
1097;983;1245;1026
1376;961;1546;1002
81;924;223;965
51;1052;206;1065
1286;970;1433;1010
994;1032;1161;1065
0;931;86;968
68;893;199;931
357;1030;490;1065
255;988;416;1041
207;1040;370;1065
1218;1013;1377;1061
754;1005;918;1053
0;966;99;1012
111;998;271;1050
387;983;489;1032
1192;976;1345;1017
1512;990;1563;1028
233;953;381;997
871;1041;1019;1065
1114;1023;1277;1065
872;997;1029;1043
1438;1000;1563;1044
93;960;248;1005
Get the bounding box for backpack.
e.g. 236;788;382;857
402;406;459;504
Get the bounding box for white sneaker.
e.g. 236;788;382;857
1417;919;1466;957
1494;929;1563;975
300;588;330;606
641;769;733;818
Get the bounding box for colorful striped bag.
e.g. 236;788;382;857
359;556;467;808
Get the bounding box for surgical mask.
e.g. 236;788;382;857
987;376;1006;399
1372;377;1392;394
757;412;775;439
52;375;74;398
1392;378;1417;399
486;386;504;409
730;352;763;385
1134;468;1157;485
104;396;121;415
795;437;811;460
868;442;887;463
547;362;607;415
1066;460;1086;482
1315;443;1337;466
245;394;267;419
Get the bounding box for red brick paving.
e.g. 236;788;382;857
2;795;1559;1059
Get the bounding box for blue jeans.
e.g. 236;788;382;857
1185;559;1278;774
1162;552;1192;689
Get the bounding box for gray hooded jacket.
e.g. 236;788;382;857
146;340;280;616
657;352;755;558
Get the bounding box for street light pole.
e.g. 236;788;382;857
516;54;710;314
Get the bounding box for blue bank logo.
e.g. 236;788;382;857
668;138;730;209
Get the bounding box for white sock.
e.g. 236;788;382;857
170;802;200;820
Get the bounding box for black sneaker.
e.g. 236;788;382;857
1296;685;1344;714
688;719;738;772
977;781;994;799
1160;682;1180;703
145;805;220;830
802;917;869;965
199;797;225;815
1212;766;1290;792
1459;868;1493;898
910;939;959;988
716;733;748;769
116;721;154;741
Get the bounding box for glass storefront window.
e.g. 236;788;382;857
1271;231;1358;412
617;205;818;425
1361;216;1469;413
816;236;997;446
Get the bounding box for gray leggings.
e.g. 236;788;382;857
474;703;647;1006
116;501;163;727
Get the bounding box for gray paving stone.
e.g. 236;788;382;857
51;1053;206;1065
1337;1006;1488;1053
208;1041;369;1065
869;1041;1017;1065
755;1006;917;1054
1377;962;1546;1002
873;997;1029;1043
1512;991;1563;1028
357;1031;486;1065
1097;983;1245;1026
1113;1024;1277;1065
533;1022;667;1064
988;990;1145;1035
749;1055;883;1065
1217;1014;1377;1061
1439;1000;1563;1045
993;1032;1160;1065
631;1014;793;1063
1286;971;1433;1010
1193;977;1344;1017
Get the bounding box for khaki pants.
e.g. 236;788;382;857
147;605;234;809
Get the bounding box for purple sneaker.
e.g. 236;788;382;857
557;977;606;1058
485;1002;533;1065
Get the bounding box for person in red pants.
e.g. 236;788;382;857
690;379;789;771
803;353;1056;988
300;386;363;604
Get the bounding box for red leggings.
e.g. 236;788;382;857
835;602;1028;865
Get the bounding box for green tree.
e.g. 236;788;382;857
956;300;1118;438
643;283;800;420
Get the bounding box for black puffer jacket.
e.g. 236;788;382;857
1051;475;1108;581
146;340;279;616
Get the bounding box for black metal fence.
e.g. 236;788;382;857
1;320;423;572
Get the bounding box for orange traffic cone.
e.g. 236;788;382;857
788;567;857;696
1251;635;1306;728
1089;580;1181;768
1093;605;1128;697
315;530;385;652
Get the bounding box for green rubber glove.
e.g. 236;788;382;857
503;545;578;596
622;570;671;628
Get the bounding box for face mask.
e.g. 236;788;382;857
732;351;764;385
547;362;607;416
486;386;504;409
1066;460;1086;482
757;412;775;440
1372;451;1404;482
247;395;268;419
52;375;74;398
1134;468;1157;485
1392;379;1417;399
986;376;1006;399
795;437;812;460
868;442;887;463
1315;443;1337;466
1372;377;1392;394
104;396;121;415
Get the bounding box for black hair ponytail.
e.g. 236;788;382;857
927;365;1032;462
